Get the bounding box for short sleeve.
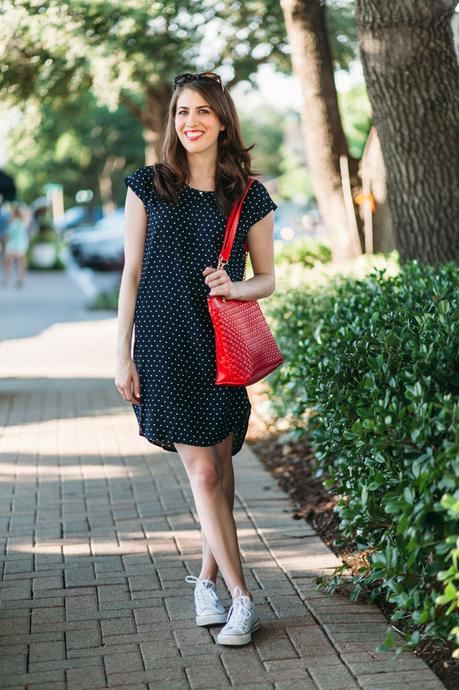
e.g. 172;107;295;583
243;178;278;228
124;165;154;208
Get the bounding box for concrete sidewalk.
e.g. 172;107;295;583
0;270;445;689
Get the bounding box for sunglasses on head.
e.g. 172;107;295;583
173;72;224;91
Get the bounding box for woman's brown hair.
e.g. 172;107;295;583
152;77;261;217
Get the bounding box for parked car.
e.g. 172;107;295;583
79;237;125;271
56;205;103;238
69;208;125;271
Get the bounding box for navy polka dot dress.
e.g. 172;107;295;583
123;165;278;456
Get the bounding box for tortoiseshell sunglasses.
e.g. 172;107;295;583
173;72;224;92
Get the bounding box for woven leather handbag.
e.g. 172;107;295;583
207;178;284;386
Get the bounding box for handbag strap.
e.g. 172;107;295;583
217;178;255;270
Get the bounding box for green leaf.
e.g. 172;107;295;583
403;487;415;505
438;300;450;314
435;582;457;605
361;485;368;506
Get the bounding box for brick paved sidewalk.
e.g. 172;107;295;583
0;270;445;689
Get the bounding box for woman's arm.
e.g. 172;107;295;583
203;210;276;301
115;189;147;404
232;210;276;301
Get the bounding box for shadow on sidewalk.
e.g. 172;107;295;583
0;377;124;427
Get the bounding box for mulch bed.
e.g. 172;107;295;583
245;383;458;690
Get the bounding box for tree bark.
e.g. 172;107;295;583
143;85;171;164
359;126;395;253
280;0;362;262
356;0;459;266
121;85;171;164
98;155;126;215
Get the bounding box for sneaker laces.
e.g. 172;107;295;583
185;575;220;608
225;587;252;631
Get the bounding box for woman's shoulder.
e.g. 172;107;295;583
247;177;271;192
245;177;276;206
124;165;156;205
125;165;156;184
242;177;278;226
248;177;266;191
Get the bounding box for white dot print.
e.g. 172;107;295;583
124;165;278;456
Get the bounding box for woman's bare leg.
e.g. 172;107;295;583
17;254;26;285
174;434;251;598
199;433;234;582
2;253;13;285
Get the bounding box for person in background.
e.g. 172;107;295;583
0;205;11;256
2;203;30;288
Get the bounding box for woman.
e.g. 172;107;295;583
116;71;278;646
2;203;30;288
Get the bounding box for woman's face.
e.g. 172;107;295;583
175;88;225;154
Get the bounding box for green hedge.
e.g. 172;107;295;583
27;217;66;270
273;236;332;268
265;260;459;657
89;286;120;311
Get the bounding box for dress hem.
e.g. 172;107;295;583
136;406;251;457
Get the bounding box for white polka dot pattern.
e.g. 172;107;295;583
123;165;278;455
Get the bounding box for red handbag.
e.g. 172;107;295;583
207;178;284;386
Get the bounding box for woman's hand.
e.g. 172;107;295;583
115;356;141;406
202;266;237;299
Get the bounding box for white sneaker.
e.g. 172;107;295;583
217;587;261;646
185;575;227;626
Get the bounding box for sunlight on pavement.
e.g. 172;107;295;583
0;413;150;458
0;462;134;480
0;318;118;378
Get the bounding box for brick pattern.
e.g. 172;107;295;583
0;271;446;689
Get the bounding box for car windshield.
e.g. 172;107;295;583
94;209;124;230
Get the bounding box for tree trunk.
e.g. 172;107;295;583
280;0;362;262
356;0;459;266
121;85;171;164
359;126;395;253
143;85;171;164
98;155;126;214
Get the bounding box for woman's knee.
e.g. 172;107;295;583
187;458;222;492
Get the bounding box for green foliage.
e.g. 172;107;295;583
437;493;459;659
272;250;400;306
338;81;372;159
0;1;290;113
265;260;459;656
5;93;144;206
89;285;120;311
326;0;359;72
274;237;332;268
27;214;66;270
276;143;314;204
240;107;284;179
0;0;207;108
0;1;358;118
0;1;361;206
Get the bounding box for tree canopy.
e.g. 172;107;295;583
0;1;358;125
